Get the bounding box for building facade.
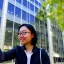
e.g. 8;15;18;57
0;0;64;64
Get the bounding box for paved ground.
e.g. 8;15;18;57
55;62;64;64
0;62;15;64
0;62;64;64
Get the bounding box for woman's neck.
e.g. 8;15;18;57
25;44;34;53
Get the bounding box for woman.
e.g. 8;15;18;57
0;24;50;64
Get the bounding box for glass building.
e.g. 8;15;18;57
0;0;64;64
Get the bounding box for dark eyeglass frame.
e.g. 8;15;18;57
18;32;31;36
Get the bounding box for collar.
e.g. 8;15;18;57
21;45;39;54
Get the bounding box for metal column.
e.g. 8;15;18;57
46;4;54;64
62;32;64;50
0;0;8;50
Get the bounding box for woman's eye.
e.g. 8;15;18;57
23;32;27;35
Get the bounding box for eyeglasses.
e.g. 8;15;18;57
18;32;31;36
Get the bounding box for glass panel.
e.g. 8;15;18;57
29;14;34;23
16;0;21;3
36;31;41;38
0;17;1;31
46;41;49;52
40;26;44;33
28;2;35;11
39;3;41;7
4;20;13;51
14;22;20;47
37;38;41;47
41;39;45;48
30;3;34;11
8;3;14;15
28;2;29;8
35;0;38;5
3;20;13;63
41;33;44;39
22;10;27;20
15;7;21;17
28;13;34;23
35;17;39;31
35;7;38;13
23;0;27;7
3;20;20;63
30;0;34;2
27;13;29;22
27;13;34;23
0;17;1;27
40;21;44;25
0;0;4;10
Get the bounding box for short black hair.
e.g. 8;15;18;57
18;24;37;46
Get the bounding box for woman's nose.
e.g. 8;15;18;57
20;34;24;38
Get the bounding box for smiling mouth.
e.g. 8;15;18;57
20;38;25;42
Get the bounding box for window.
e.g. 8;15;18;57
4;20;20;63
39;3;41;7
0;0;3;9
35;0;38;5
27;13;29;22
41;33;44;39
27;13;34;23
14;22;20;46
28;2;34;11
40;26;44;33
30;3;34;11
23;0;27;7
40;21;44;25
29;14;34;23
16;0;21;3
35;7;38;12
28;2;29;8
22;10;27;20
0;17;1;23
0;17;1;27
30;0;34;2
15;7;21;17
8;3;14;15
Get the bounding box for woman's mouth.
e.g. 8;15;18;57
20;38;25;42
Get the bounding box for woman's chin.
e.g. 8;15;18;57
20;41;26;44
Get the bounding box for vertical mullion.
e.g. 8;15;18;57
12;0;16;48
28;2;30;23
26;1;28;21
34;0;35;25
21;0;23;24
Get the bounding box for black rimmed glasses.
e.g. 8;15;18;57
18;32;31;36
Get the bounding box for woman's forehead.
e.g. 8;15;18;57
19;26;30;31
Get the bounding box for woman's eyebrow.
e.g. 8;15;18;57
19;30;27;32
22;30;27;32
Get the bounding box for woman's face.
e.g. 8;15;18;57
18;26;34;45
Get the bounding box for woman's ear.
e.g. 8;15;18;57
32;33;34;38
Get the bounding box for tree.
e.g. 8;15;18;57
36;0;64;31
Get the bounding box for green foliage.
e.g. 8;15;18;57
36;3;47;22
36;0;64;31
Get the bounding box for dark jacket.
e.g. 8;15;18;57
0;45;50;64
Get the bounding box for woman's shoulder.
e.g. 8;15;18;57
13;45;23;50
13;45;25;51
41;48;47;53
40;48;49;57
13;45;20;50
40;48;50;64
